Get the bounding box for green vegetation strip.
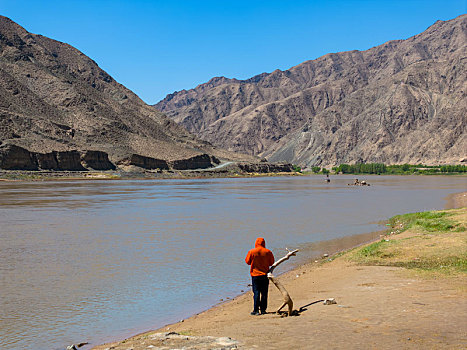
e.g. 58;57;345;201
331;163;467;175
347;209;467;274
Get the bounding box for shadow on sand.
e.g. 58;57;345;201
265;299;324;317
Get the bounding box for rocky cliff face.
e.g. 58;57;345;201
156;15;467;167
170;154;219;170
0;144;112;170
0;144;225;172
0;16;246;170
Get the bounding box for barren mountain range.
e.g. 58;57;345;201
0;16;249;171
156;14;467;167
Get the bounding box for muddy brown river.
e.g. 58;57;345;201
0;175;465;349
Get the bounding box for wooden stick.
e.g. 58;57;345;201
269;249;299;274
268;249;298;316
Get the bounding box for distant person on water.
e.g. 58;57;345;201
245;237;275;315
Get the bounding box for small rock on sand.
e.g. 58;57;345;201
324;298;337;305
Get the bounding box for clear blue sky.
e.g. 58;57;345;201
1;0;466;104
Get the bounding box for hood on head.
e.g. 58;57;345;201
255;237;266;248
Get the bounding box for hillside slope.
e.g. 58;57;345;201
156;15;467;167
0;16;245;170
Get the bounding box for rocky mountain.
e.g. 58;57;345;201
0;16;248;171
156;14;467;167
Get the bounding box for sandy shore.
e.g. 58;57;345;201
94;194;467;350
446;191;467;209
0;169;300;181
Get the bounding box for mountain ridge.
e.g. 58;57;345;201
155;14;467;167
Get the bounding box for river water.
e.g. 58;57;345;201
0;175;465;349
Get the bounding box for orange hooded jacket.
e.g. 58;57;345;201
245;237;275;276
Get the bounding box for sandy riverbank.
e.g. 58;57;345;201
446;191;467;209
93;193;467;350
0;169;301;182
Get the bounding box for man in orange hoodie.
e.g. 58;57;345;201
245;237;275;315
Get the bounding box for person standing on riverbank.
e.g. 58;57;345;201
245;237;275;315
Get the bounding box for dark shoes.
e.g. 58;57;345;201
250;311;267;315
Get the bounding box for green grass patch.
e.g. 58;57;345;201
388;210;465;234
358;240;397;259
177;330;195;336
347;208;467;276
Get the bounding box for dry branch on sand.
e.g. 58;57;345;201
268;248;299;316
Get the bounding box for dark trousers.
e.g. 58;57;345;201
251;275;269;313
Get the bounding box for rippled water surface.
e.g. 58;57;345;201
1;175;465;349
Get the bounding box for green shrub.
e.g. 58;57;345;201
292;164;302;172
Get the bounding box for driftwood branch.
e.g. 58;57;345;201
268;249;298;316
269;248;299;274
